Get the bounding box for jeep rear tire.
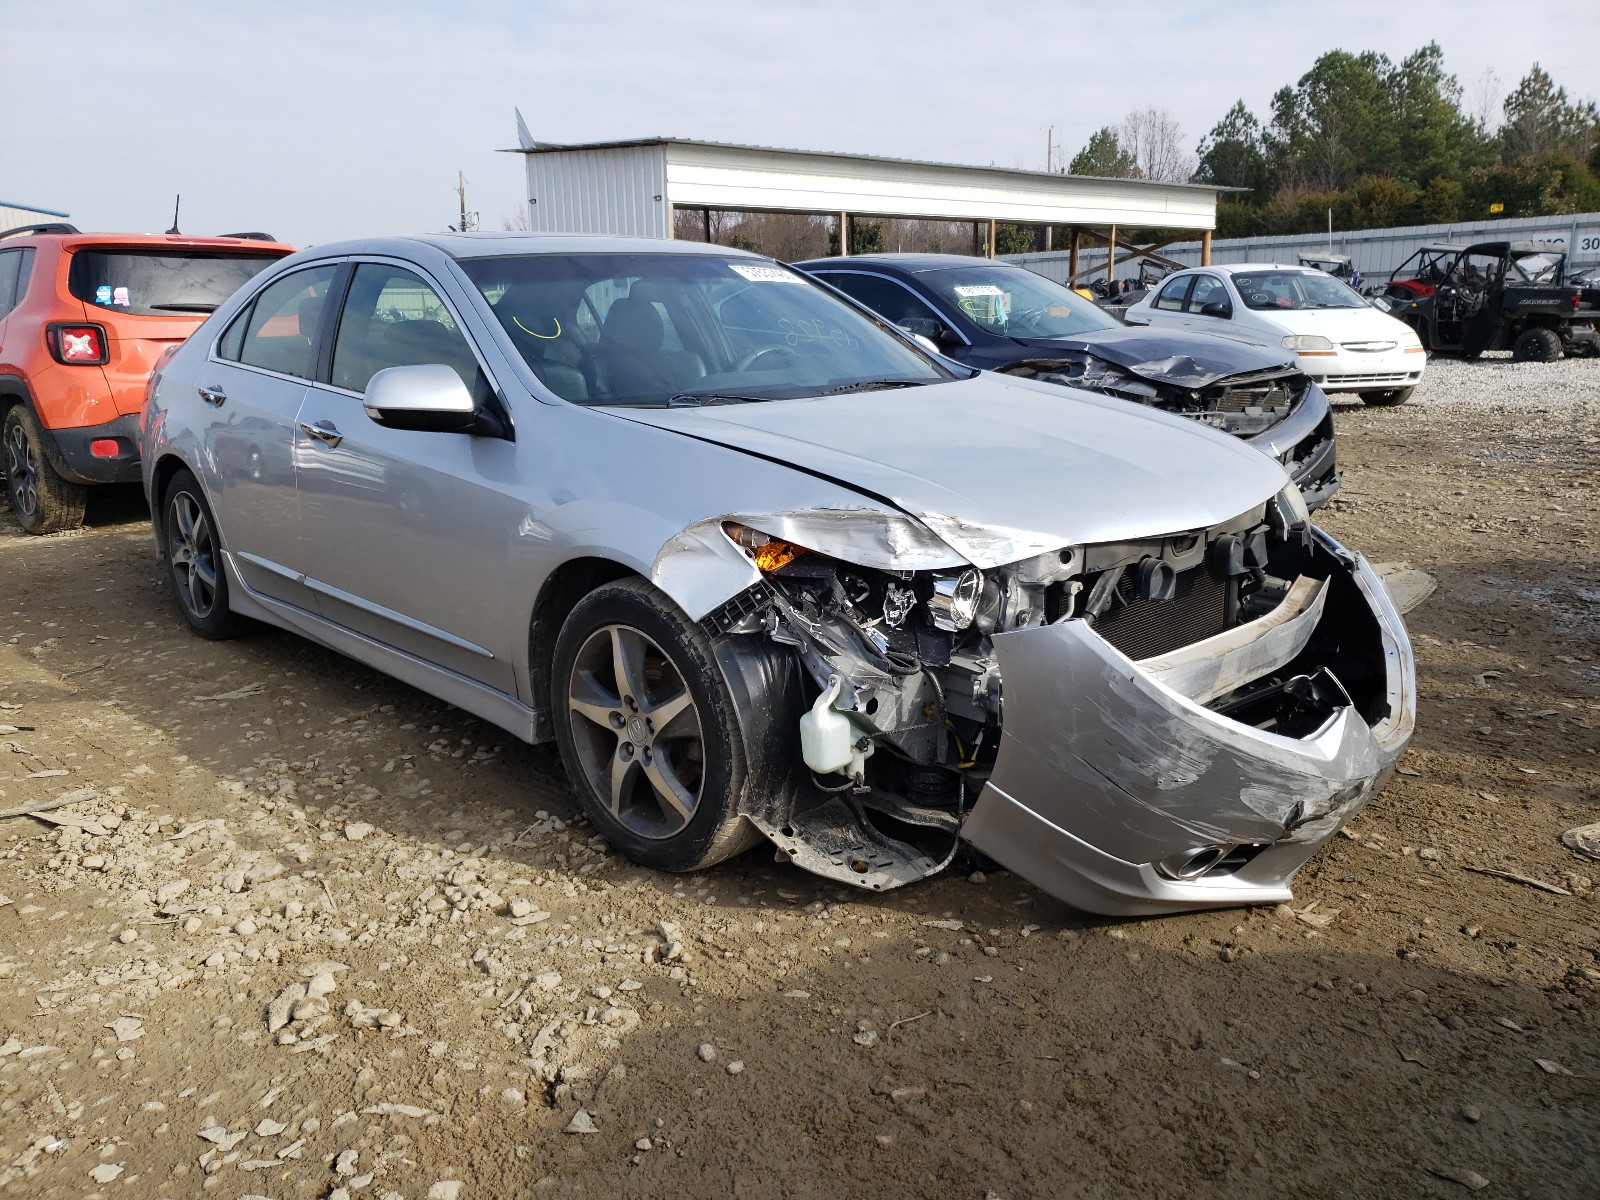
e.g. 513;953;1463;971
1512;327;1563;363
3;405;88;534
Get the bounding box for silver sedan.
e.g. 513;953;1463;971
141;235;1414;915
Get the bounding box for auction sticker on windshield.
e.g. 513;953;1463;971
730;264;804;283
953;284;1004;297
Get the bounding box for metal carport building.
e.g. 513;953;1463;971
509;128;1226;278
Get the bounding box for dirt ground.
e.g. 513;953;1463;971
1;354;1596;1200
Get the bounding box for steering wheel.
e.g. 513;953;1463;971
735;345;798;372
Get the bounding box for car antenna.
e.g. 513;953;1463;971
165;194;181;236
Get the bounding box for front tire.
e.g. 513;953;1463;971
1360;387;1414;407
3;406;87;534
1512;327;1563;363
161;468;249;639
551;578;759;872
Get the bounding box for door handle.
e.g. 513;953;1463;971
198;384;226;407
299;420;343;448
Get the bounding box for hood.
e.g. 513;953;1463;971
1012;325;1296;388
1249;306;1414;340
607;372;1289;568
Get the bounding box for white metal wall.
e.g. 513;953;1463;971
0;202;70;232
661;143;1219;229
1008;211;1600;284
523;145;670;238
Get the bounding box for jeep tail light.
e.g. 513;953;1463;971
46;322;109;365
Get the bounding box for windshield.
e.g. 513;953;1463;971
460;253;948;406
920;265;1118;337
1233;271;1368;310
68;249;285;316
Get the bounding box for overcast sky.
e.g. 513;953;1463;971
2;0;1596;246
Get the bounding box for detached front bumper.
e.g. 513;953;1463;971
961;535;1414;915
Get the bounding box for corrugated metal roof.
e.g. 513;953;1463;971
0;199;70;218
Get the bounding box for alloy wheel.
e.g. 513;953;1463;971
167;491;220;619
4;421;38;519
566;624;705;839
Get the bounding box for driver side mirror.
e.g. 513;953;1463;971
363;364;479;432
1198;300;1232;319
897;316;955;345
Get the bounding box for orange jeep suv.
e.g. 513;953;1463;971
0;223;294;532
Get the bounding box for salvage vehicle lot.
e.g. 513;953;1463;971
0;355;1596;1197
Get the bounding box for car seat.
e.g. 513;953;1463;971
493;287;590;401
597;296;706;400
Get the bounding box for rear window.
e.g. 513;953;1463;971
68;250;284;317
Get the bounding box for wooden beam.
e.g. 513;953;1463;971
1044;225;1053;253
987;217;997;259
839;211;850;257
1106;224;1117;283
1065;232;1188;284
1068;226;1079;280
703;208;712;243
1201;229;1213;266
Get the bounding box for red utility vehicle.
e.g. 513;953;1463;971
0;224;293;532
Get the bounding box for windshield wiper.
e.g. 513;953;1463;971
149;302;220;312
665;393;775;407
823;378;930;394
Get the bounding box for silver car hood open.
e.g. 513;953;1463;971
609;373;1290;567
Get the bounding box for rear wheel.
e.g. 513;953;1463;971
161;468;250;639
3;406;87;534
1360;387;1414;407
551;578;759;872
1512;327;1563;363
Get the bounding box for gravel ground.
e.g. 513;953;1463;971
0;352;1596;1199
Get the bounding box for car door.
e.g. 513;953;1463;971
1181;274;1234;331
205;261;340;610
1141;273;1194;329
292;259;521;694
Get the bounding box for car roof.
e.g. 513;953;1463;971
0;229;294;253
793;253;1005;274
1197;263;1325;275
399;232;766;261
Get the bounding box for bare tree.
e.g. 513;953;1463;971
501;206;532;232
1118;108;1197;182
1470;68;1503;134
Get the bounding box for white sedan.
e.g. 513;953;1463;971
1124;263;1426;406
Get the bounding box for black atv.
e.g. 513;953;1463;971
1390;241;1597;362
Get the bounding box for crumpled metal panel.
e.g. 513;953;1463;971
961;550;1413;914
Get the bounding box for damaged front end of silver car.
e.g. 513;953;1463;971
665;485;1413;915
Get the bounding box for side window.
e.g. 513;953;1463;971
0;251;20;319
237;266;338;379
1187;275;1231;316
824;274;942;326
331;263;480;394
217;305;250;360
0;249;30;319
1152;276;1193;312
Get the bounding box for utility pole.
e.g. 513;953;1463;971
1046;126;1053;174
459;171;469;234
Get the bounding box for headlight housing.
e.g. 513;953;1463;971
927;569;982;631
1282;334;1335;354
